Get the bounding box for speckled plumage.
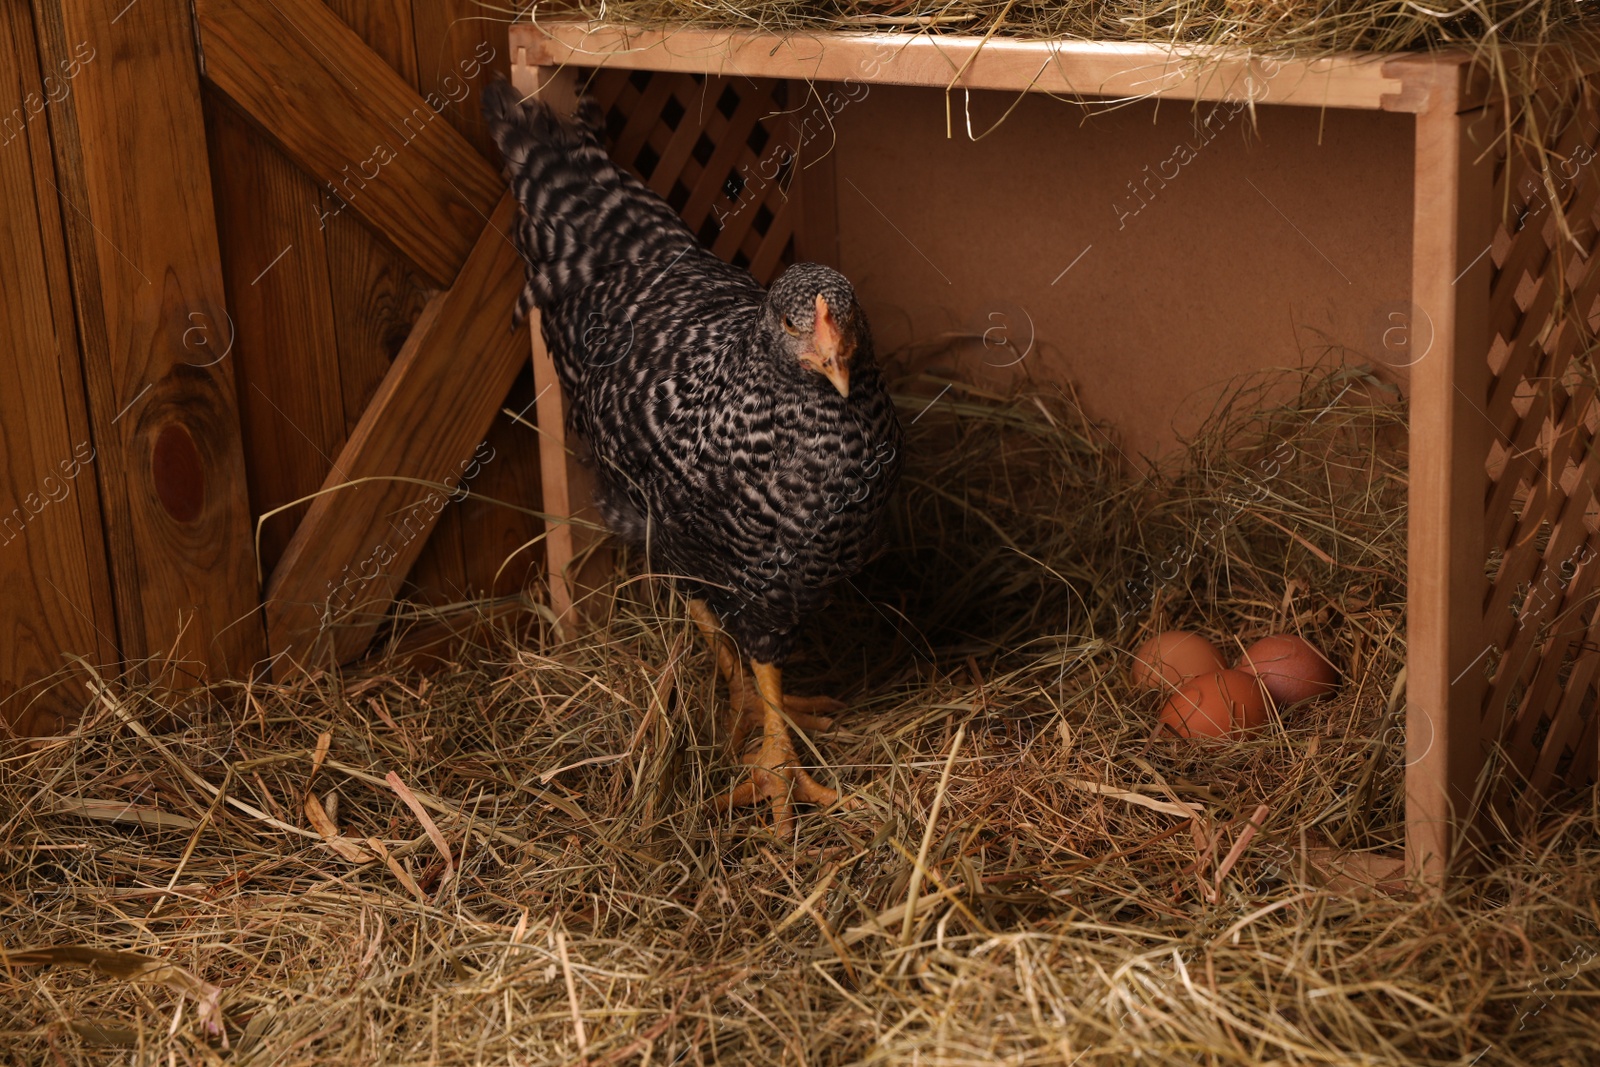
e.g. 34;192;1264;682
485;82;902;665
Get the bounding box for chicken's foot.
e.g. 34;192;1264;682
686;599;842;753
714;661;857;836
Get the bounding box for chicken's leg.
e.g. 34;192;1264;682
717;661;855;835
687;599;841;754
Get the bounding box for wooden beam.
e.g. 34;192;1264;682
317;0;472;610
204;92;348;577
321;0;420;88
409;0;548;602
411;0;512;159
1404;67;1496;887
0;0;119;734
511;21;1452;112
528;309;576;626
510;62;609;628
263;193;528;666
37;0;264;684
195;0;502;287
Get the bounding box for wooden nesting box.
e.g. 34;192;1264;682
509;22;1600;883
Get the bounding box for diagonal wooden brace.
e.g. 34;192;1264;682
263;194;529;668
195;0;502;287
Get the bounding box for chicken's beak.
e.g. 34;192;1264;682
808;293;851;398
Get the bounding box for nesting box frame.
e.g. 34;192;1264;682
510;22;1600;884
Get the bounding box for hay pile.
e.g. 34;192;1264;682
537;0;1597;63
5;365;1600;1065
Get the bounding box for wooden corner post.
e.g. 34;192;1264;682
1404;60;1496;886
510;47;597;630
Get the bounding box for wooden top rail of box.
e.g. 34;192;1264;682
508;21;1548;113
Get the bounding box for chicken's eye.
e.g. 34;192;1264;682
782;315;800;336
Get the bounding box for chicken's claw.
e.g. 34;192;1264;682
725;678;843;755
713;660;857;835
716;741;861;838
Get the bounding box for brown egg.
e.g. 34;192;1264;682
1239;634;1339;706
1159;669;1267;739
1129;631;1226;690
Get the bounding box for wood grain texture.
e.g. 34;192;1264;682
318;0;470;609
405;0;542;603
204;91;347;576
457;368;544;600
527;307;576;624
0;0;118;734
264;193;529;666
319;198;472;605
513;22;1450;112
1404;72;1496;886
195;0;502;287
322;200;434;434
324;0;419;85
409;0;511;159
38;0;264;684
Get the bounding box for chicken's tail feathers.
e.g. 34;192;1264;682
483;76;702;315
483;78;602;164
479;76;523;130
572;96;605;138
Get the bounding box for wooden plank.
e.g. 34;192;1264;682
312;0;431;438
315;0;428;444
512;22;1449;112
0;1;118;734
528;307;576;625
195;0;502;287
509;62;603;627
264;193;529;666
456;368;545;600
323;0;418;86
37;0;265;684
321;198;473;605
408;0;545;602
1404;70;1497;887
794;129;840;267
204;91;348;576
526;312;607;630
322;202;433;434
410;0;511;159
315;0;470;608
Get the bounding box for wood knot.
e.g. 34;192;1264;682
152;423;205;523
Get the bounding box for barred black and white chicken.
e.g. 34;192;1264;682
485;81;903;832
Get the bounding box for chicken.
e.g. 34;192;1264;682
484;82;903;834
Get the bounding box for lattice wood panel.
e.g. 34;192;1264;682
1481;76;1600;812
583;68;800;284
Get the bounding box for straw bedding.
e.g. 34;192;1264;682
536;0;1598;68
5;358;1600;1065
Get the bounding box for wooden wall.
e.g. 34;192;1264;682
203;0;545;611
0;1;118;736
832;86;1415;459
0;0;546;733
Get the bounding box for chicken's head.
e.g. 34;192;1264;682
760;263;862;399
